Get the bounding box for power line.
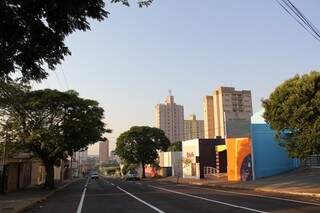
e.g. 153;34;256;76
60;65;70;90
275;0;320;42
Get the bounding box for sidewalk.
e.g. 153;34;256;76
0;179;80;213
158;168;320;198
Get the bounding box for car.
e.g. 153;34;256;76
125;170;140;181
90;172;99;180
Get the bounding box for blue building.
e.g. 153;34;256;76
251;110;299;180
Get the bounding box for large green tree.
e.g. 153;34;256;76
0;0;153;82
115;126;170;178
0;82;109;188
263;71;320;159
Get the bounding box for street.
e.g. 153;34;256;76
25;177;320;213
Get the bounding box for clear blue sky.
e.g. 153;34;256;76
35;0;320;154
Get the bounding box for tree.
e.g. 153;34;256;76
262;71;320;159
0;83;109;188
167;141;182;152
0;0;153;82
115;126;170;178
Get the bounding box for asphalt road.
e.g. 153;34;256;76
25;177;320;213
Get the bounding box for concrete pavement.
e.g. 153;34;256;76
0;179;79;213
24;176;320;213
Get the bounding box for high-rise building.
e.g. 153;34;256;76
203;87;253;139
203;96;214;139
99;140;109;164
155;95;184;143
75;149;88;164
184;114;204;140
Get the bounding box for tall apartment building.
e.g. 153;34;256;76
184;114;204;140
155;95;184;143
99;140;109;164
203;96;214;139
203;87;253;139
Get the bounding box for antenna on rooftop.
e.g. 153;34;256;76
169;89;172;96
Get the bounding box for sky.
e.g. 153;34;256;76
34;0;320;155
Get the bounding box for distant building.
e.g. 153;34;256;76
155;94;184;143
158;151;182;177
184;114;204;140
99;140;109;164
203;87;253;138
75;149;88;165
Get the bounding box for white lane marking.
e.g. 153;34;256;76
149;185;267;213
116;186;165;213
177;184;320;207
110;183;115;186
136;182;142;185
76;178;90;213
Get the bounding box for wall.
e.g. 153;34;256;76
158;151;182;177
251;124;299;179
199;139;225;178
182;139;200;179
6;162;32;192
226;138;253;181
31;162;46;185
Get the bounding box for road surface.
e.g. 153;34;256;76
25;177;320;213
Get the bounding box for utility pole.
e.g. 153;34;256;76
1;133;8;193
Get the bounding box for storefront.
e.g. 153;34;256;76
182;139;226;179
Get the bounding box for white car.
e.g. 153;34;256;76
125;171;140;181
90;172;99;180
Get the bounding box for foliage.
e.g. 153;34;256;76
0;0;153;82
112;0;154;7
115;126;170;177
167;141;182;152
0;82;109;188
0;0;107;82
262;71;320;159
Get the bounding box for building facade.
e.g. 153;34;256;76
99;140;109;164
203;96;214;138
155;95;184;143
203;87;253;139
184;114;204;140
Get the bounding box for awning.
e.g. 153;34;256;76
215;145;227;152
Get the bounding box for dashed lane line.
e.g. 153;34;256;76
116;186;165;213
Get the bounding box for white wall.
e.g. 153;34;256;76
182;139;200;179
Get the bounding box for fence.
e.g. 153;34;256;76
305;155;320;168
204;167;216;175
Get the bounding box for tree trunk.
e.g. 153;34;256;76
44;162;55;189
142;163;146;178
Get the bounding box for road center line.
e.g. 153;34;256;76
149;185;267;213
177;184;320;207
76;178;90;213
116;186;165;213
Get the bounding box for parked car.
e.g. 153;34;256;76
90;172;99;180
125;170;140;181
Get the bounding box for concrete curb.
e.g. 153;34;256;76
15;178;81;213
177;180;320;198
